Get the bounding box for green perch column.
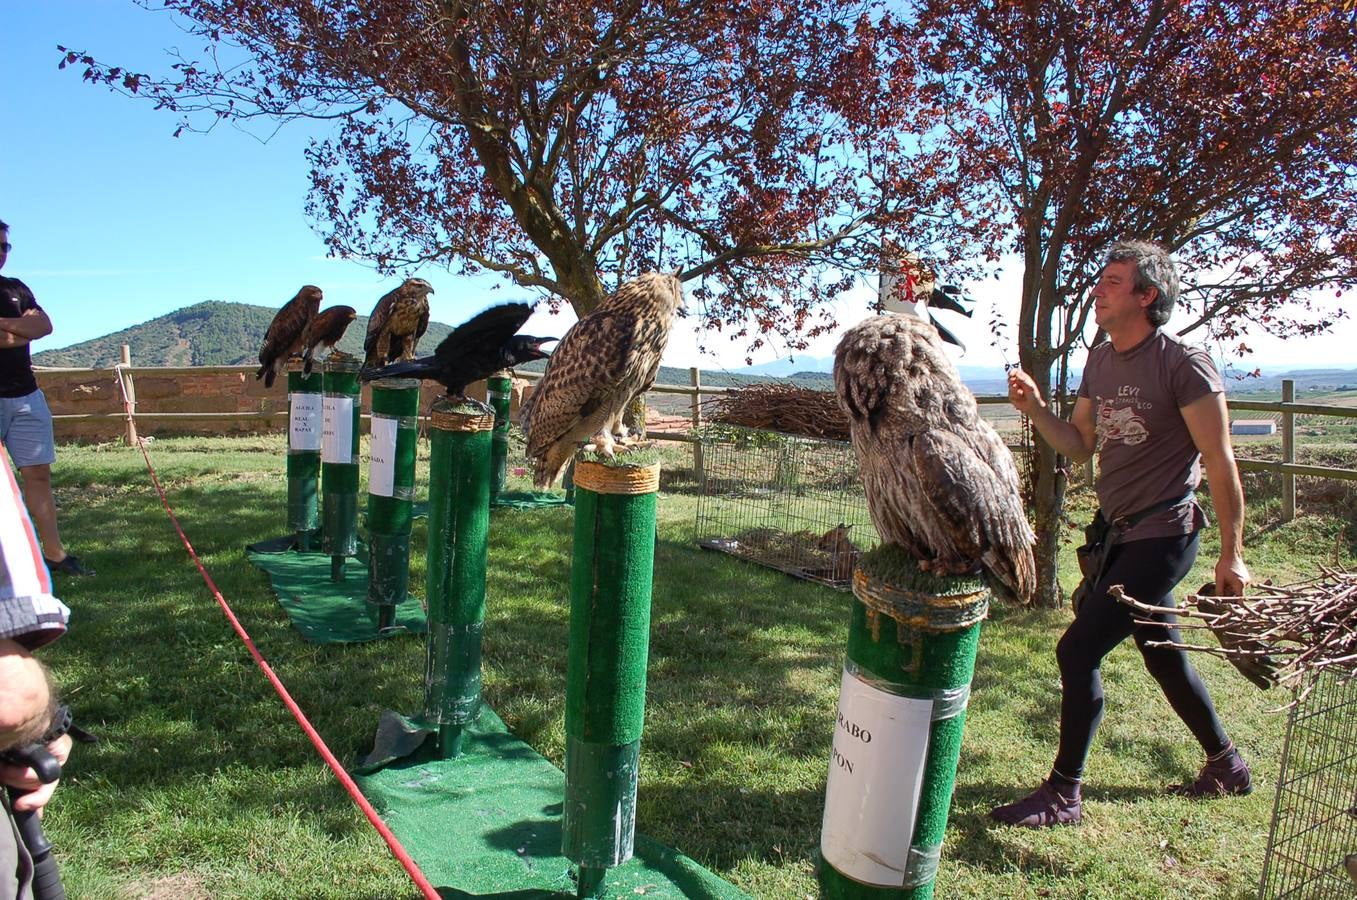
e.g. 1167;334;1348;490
562;458;661;898
366;378;421;630
286;364;323;551
422;399;494;759
321;355;362;582
487;373;512;499
818;545;989;899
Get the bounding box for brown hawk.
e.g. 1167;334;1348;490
834;311;1035;603
256;284;323;388
301;305;358;374
363;278;433;368
521;272;684;488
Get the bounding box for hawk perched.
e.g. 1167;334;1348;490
256;284;323;388
834;312;1035;603
363;278;433;368
521;272;684;488
302;305;357;374
361;302;554;406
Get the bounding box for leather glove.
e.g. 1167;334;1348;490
1193;582;1279;690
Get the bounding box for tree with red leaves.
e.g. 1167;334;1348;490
62;0;950;357
908;0;1357;605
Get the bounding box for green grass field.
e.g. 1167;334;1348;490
34;435;1356;898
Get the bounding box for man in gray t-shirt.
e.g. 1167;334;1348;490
991;240;1253;829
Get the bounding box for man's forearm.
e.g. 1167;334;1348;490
1205;457;1246;557
1026;403;1093;462
0;641;54;750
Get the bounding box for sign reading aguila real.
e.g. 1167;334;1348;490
288;392;322;452
321;396;355;464
367;417;398;498
820;667;933;886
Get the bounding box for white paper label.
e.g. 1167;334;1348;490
819;667;933;886
368;417;398;497
289;393;322;452
321;396;354;464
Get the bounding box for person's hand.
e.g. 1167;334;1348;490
1;733;72;815
1214;553;1250;599
1007;369;1044;415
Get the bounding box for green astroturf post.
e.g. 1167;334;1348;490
561;458;661;898
487;373;512;500
817;546;989;900
422;399;494;759
286;363;323;551
366;378;421;631
322;354;362;582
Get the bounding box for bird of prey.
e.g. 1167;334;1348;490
521;272;684;488
255;284;323;388
361;302;554;409
363;278;434;368
302;305;358;374
834;312;1036;603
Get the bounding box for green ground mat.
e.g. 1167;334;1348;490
355;706;747;899
246;545;428;643
493;491;570;509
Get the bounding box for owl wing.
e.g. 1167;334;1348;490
415;302;431;344
524;310;634;457
260;296;309;364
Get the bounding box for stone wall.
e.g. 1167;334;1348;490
36;366;535;443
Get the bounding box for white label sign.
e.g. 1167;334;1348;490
368;417;398;497
288;393;322;452
321;396;354;464
820;667;933;886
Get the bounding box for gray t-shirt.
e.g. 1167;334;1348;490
1077;329;1221;542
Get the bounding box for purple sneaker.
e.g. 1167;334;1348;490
990;780;1082;827
1170;752;1253;798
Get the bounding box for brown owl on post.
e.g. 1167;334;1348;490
363;278;433;368
521;272;684;488
833;311;1035;603
256;284;323;388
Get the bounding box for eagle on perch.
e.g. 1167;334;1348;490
255;284;323;388
521;272;684;488
363;278;433;368
833;310;1035;603
301;305;357;374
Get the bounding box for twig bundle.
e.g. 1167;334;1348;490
703;384;850;442
1111;567;1357;702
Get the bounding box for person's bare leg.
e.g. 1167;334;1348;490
18;463;65;562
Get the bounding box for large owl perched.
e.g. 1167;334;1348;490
363;278;433;368
834;312;1035;603
521;272;684;488
256;284;323;388
301;305;357;374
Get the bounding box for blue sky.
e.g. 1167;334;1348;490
4;2;1353;375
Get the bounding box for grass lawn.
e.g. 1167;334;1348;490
35;434;1356;898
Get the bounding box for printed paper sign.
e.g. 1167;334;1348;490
321;396;355;464
820;667;933;886
289;393;322;452
368;417;398;497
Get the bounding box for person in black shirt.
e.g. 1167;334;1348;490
0;220;92;576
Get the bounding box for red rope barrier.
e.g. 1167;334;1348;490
112;366;439;900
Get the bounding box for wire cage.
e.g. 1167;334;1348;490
693;424;878;590
1259;671;1357;898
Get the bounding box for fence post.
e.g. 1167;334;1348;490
690;366;705;488
1282;378;1295;523
120;344;138;445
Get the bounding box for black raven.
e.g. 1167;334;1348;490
360;302;554;410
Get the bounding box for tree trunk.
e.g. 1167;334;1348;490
1023;349;1070;609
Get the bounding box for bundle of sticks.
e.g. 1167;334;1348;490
703;383;850;442
1111;567;1357;701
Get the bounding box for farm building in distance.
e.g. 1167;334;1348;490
1231;419;1277;436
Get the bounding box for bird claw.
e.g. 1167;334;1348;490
583;435;617;459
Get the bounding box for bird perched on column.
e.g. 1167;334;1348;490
521;272;684;488
360;302;554;411
302;305;357;374
363;278;433;368
255;284;323;388
833;310;1036;603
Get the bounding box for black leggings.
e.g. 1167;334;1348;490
1053;531;1231;781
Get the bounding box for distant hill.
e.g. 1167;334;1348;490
32;300;453;369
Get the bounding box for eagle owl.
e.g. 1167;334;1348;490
363;278;433;368
834;313;1035;603
521;272;684;488
256;284;323;388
